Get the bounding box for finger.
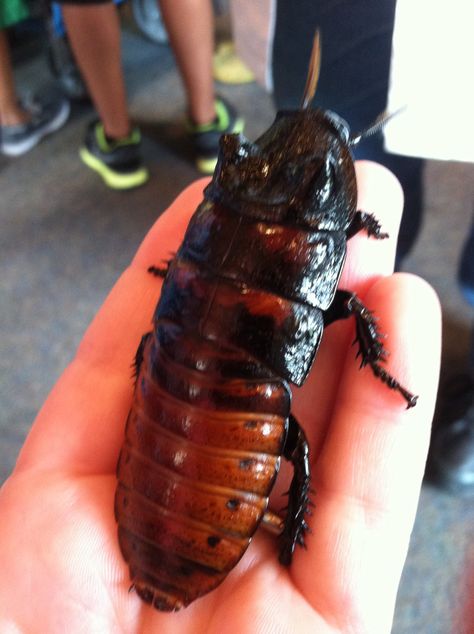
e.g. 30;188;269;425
291;160;405;458
15;179;210;476
341;159;404;291
293;274;441;633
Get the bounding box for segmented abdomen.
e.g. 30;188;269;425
115;322;290;611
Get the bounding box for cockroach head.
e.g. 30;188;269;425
322;110;350;144
259;108;351;155
206;109;356;228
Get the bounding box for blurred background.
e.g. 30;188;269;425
1;1;473;632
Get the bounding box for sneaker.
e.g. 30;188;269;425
187;97;244;174
79;120;149;190
0;96;70;157
212;42;255;85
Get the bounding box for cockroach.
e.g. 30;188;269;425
114;33;417;612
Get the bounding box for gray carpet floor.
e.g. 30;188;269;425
1;19;474;634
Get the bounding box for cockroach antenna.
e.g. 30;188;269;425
349;107;406;147
301;30;321;109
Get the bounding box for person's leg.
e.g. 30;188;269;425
0;28;70;156
158;0;215;125
57;0;147;188
0;29;29;126
61;2;130;139
272;0;424;265
158;0;243;173
60;0;240;178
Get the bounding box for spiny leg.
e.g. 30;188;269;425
324;290;418;408
132;332;152;380
346;210;389;240
148;254;175;278
279;414;312;566
148;265;168;278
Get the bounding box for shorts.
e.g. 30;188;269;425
53;0;111;5
0;0;30;29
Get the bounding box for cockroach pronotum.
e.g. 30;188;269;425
114;33;417;612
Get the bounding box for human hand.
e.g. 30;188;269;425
0;162;441;633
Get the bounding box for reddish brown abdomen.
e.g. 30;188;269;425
115;324;289;610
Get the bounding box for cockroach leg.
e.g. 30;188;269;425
148;255;175;278
346;210;389;240
147;265;168;278
279;414;312;566
132;332;152;380
324;290;418;408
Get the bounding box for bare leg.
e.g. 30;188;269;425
62;3;130;138
0;30;29;126
158;0;215;124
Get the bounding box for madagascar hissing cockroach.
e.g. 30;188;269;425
114;33;417;612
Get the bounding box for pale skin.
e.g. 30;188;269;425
0;162;441;633
62;0;216;139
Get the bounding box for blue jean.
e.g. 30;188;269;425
51;0;124;37
271;0;423;264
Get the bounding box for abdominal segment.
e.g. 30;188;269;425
115;325;289;610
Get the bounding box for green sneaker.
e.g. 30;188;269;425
187;97;244;174
79;121;149;190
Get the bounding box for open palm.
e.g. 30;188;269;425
0;162;440;634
